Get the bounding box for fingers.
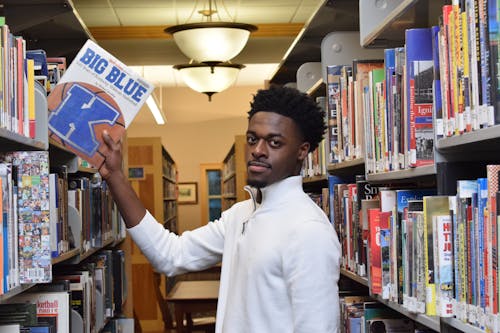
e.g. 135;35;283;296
102;130;119;151
102;130;113;146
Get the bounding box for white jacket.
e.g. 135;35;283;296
128;175;341;333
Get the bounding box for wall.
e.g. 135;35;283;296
127;85;260;233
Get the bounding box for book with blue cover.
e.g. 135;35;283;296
405;28;434;168
46;39;154;170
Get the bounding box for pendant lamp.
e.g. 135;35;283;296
165;0;257;64
174;63;245;101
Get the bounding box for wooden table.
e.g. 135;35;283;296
166;280;219;333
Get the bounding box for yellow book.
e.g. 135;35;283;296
26;58;35;139
423;195;450;316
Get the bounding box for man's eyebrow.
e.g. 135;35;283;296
246;131;284;139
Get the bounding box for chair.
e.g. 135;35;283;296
152;271;216;333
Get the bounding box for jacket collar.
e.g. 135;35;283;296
244;175;303;210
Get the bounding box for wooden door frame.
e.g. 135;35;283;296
199;163;223;224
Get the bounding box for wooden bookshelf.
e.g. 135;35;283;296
221;135;248;211
126;136;178;331
0;2;134;331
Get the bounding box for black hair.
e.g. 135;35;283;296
247;86;326;152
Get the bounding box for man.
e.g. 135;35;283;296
101;86;341;332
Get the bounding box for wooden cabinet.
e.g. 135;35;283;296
221;135;248;211
126;136;178;331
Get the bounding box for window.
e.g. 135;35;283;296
200;163;223;224
207;170;222;221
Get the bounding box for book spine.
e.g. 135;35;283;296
436;214;455;317
423;198;436;316
326;66;342;164
405;28;434;168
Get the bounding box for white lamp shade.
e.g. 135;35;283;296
175;63;245;94
166;22;257;63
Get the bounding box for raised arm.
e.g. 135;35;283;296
100;130;147;228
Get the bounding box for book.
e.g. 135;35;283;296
6;291;71;333
366;318;414;333
362;302;401;333
368;208;382;295
0;324;20;332
395;189;436;306
405;28;435;168
0;303;37;326
46;39;154;169
408;199;425;313
0;163;12;294
352;59;384;161
423;195;450;316
2;151;51;284
326;65;343;164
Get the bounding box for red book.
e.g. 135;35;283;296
368;208;382;294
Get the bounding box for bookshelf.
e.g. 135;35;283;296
0;2;134;332
126;136;178;331
282;0;500;332
221;135;248;211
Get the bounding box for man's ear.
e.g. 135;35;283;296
297;142;310;161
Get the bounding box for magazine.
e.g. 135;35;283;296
47;39;154;169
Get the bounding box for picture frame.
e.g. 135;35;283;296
128;167;145;180
178;182;198;204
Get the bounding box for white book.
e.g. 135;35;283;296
46;39;154;169
0;324;20;332
6;291;71;333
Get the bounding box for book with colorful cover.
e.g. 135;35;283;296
423;195;450;316
352;59;384;160
405;28;434;168
2;151;51;284
46;39;154;169
433;213;454;317
368;208;383;295
487;165;500;319
395;188;436;306
7;291;71;333
326;65;343;164
409;200;425;313
380;226;391;300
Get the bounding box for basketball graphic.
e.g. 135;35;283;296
47;81;125;169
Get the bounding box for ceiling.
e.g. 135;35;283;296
5;0;360;125
71;0;324;88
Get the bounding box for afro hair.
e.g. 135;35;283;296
248;86;326;152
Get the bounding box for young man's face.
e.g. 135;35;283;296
245;111;309;188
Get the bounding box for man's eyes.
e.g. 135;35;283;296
247;136;257;144
247;136;282;148
269;139;282;148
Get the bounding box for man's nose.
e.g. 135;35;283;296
252;139;267;157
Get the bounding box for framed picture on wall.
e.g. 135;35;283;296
128;167;145;180
178;182;198;204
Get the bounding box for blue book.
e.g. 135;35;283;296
384;48;396;170
431;25;444;139
405;28;434;168
396;188;436;304
477;178;488;311
327;175;347;224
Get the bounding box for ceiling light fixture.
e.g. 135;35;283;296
165;0;257;64
174;62;245;101
146;94;166;125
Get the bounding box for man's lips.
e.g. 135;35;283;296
247;161;271;172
